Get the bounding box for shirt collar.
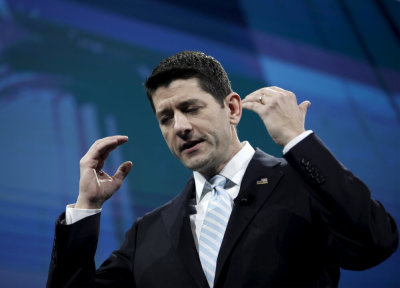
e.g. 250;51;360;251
193;141;255;203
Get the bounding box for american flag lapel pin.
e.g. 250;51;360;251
256;178;268;185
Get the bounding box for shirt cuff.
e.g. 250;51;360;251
65;203;102;225
282;130;313;155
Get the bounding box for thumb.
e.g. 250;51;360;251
299;101;311;119
113;161;133;183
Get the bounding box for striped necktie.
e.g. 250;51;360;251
198;175;233;288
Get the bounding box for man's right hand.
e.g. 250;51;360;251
76;135;133;209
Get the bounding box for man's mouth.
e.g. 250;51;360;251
180;139;204;153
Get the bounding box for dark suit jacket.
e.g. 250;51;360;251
47;133;398;287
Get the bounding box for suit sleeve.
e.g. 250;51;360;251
284;133;398;270
46;212;137;287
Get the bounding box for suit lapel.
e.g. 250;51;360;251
215;149;284;283
161;178;209;288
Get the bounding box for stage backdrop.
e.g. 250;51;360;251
0;0;399;287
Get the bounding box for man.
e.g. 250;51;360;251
47;51;398;287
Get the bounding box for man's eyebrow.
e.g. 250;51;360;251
177;99;205;109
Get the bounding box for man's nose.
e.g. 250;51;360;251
174;112;192;136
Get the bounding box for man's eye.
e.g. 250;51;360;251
186;107;200;113
160;116;171;125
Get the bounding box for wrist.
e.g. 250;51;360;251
283;130;313;154
75;195;103;209
282;129;306;146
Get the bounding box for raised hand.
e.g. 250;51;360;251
242;86;310;146
76;135;133;209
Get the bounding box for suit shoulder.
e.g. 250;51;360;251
140;199;173;221
254;148;288;167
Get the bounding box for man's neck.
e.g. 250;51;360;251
197;140;244;179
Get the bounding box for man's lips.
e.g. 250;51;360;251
180;139;204;153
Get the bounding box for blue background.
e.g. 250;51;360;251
0;0;399;286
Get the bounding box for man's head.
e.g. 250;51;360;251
145;51;233;112
146;51;242;177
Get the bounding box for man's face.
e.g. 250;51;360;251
152;78;240;177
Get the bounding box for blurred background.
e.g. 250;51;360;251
0;0;399;286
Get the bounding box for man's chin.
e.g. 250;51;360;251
181;155;210;172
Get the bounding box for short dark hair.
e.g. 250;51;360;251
145;51;232;112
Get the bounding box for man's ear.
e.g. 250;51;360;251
225;92;242;125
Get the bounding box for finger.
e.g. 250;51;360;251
242;87;282;103
242;101;264;115
81;136;129;171
96;158;106;171
268;87;298;103
112;161;133;185
96;142;125;170
96;137;130;170
89;136;129;160
299;101;311;119
242;90;265;103
267;86;289;94
91;135;128;152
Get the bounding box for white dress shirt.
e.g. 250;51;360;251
190;141;255;249
65;130;313;226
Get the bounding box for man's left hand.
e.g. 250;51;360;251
242;86;311;146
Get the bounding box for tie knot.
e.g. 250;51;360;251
201;175;228;201
209;175;227;189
